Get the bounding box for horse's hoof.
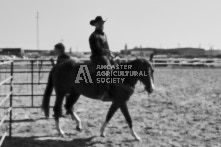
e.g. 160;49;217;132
135;137;142;142
76;126;82;132
100;133;106;137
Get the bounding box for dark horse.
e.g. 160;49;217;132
42;57;155;141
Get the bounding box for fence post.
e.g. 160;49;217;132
31;61;34;107
9;61;13;139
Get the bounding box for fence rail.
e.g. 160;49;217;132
0;60;13;146
1;58;221;67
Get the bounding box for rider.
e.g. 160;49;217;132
89;16;112;101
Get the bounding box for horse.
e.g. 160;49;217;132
42;57;155;141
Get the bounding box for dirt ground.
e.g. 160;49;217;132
1;67;221;147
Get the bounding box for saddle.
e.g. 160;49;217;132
84;58;134;102
88;60;112;101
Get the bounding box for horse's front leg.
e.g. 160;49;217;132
100;102;119;137
120;102;141;141
55;118;65;136
65;92;82;132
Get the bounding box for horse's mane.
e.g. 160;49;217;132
119;58;153;70
120;58;147;65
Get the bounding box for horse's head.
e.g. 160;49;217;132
136;58;155;94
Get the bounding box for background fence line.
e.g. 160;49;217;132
1;58;221;66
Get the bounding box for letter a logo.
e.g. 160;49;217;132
75;65;93;83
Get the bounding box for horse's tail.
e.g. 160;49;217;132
42;67;54;117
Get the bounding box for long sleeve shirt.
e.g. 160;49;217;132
57;53;70;65
89;29;111;57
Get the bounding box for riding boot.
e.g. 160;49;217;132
100;83;111;101
100;69;112;101
99;78;111;101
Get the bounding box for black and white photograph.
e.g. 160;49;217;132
0;0;221;147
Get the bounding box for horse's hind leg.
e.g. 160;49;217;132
65;92;82;131
54;92;65;136
120;102;141;141
100;102;119;137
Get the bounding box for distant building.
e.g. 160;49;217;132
0;48;24;56
120;47;206;57
24;49;51;54
120;47;156;57
173;48;205;56
205;49;221;56
130;48;153;56
120;50;130;55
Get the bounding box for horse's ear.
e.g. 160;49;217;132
149;53;154;62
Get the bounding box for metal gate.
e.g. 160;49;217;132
0;61;13;146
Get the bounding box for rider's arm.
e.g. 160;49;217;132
92;35;104;55
104;34;111;56
56;54;70;65
89;34;111;56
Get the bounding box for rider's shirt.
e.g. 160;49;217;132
57;53;70;65
89;29;111;57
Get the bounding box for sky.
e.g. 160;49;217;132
0;0;221;52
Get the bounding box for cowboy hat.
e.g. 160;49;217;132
90;16;106;26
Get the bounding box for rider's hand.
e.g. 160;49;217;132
110;53;115;58
105;49;110;54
